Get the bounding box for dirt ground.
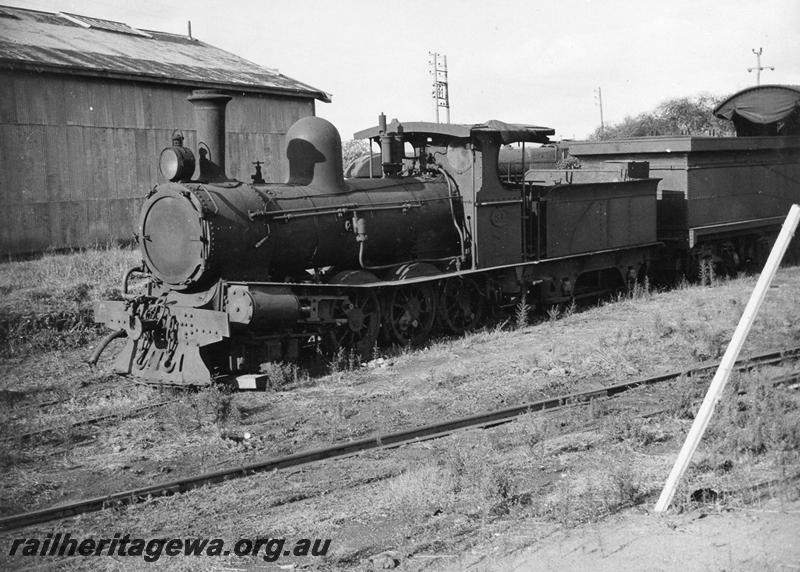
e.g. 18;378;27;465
450;499;800;571
1;264;800;571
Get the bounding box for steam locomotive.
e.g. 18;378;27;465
93;90;661;386
93;86;800;388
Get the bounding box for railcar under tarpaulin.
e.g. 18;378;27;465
713;84;800;136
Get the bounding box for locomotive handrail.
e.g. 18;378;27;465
122;264;146;297
248;202;358;218
195;185;221;217
247;200;435;221
476;199;524;207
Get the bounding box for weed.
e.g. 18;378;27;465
442;446;469;495
434;371;468;389
514;295;530;329
605;416;670;447
699;258;717;286
605;465;644;511
483;471;519;515
710;377;800;458
554;476;575;526
516;414;548;461
436;438;526;515
207;386;238;426
562;299;577;318
327;346;361;374
163;387;240;434
589;342;640;377
586;398;609;420
653;312;675;338
688;323;728;360
381;465;454;517
259;361;301;388
668;378;702;419
63;283;91;303
627;275;652;301
546;304;561;322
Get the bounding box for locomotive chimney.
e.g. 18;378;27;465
187;89;232;182
285;116;345;192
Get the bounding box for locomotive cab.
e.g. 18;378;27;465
353;117;660;302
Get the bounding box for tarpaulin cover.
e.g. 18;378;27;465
714;85;800;124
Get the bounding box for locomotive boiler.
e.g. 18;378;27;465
94;89;660;387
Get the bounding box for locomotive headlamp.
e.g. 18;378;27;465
159;130;195;182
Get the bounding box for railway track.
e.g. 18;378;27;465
1;345;798;532
1;400;176;444
3;385;121;418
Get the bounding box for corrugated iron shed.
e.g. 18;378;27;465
0;5;331;102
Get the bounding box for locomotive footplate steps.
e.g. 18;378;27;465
94;300;229;385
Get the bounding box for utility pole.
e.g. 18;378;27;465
747;48;774;85
428;52;450;123
594;87;605;137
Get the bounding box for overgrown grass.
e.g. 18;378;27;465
0;244;140;356
259;361;304;389
370;354;800;535
3;249;800;564
708;371;800;459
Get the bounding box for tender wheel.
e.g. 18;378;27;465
384;284;437;346
439;278;483;334
326;290;381;361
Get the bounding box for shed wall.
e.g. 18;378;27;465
0;69;315;255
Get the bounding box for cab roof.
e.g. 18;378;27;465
354;119;554;145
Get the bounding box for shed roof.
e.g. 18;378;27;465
0;5;331;102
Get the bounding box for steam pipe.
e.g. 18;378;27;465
87;329;127;366
357;241;459;271
435;165;467;265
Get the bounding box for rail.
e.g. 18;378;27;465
1;345;798;532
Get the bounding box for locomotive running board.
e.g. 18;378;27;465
226;241;664;289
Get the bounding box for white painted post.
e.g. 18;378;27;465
654;204;800;513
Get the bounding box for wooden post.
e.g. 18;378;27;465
654;204;800;513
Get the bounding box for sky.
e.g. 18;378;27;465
3;0;799;140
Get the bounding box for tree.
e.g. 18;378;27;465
342;139;370;167
589;94;735;140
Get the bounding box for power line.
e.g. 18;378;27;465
594;87;604;136
747;47;774;85
428;52;450;124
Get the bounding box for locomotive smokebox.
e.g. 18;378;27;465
188;89;232;182
286;116;345;192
